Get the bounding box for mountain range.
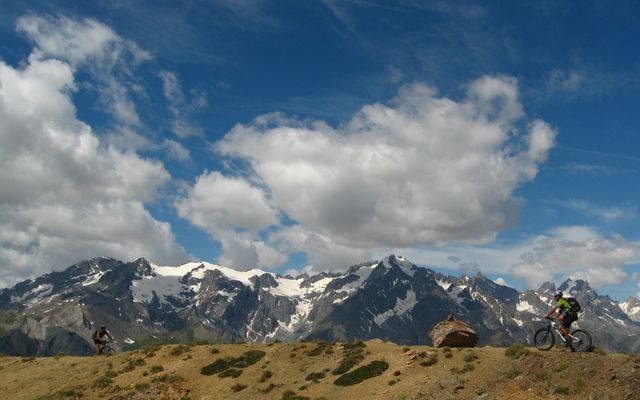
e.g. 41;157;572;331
1;255;639;356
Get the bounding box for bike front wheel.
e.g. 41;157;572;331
103;347;116;356
569;329;592;352
534;328;555;351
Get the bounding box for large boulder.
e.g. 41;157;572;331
429;315;478;348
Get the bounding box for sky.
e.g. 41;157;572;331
0;0;639;301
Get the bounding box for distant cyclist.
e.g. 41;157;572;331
92;325;114;355
544;292;578;351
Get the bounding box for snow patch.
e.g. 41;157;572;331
516;300;536;313
373;290;418;326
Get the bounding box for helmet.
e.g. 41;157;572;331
100;325;106;329
554;291;563;299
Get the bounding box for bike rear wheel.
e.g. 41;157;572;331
534;328;555;351
569;329;592;352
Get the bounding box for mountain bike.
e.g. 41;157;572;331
100;340;117;356
534;317;591;352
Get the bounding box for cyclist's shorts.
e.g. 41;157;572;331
94;339;104;345
562;312;577;328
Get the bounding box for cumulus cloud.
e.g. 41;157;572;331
176;171;279;235
159;70;206;138
268;226;371;271
176;76;557;269
0;19;186;287
17;15;151;129
210;76;554;256
509;227;638;289
494;277;510;287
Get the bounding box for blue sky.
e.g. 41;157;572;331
0;1;638;301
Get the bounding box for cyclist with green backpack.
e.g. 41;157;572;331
544;291;580;350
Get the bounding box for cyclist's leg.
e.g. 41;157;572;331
558;314;571;341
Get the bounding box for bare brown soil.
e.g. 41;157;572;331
0;340;638;400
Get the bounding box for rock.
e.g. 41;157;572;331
429;315;478;348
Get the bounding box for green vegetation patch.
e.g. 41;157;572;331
135;382;150;391
307;341;332;356
332;341;367;375
450;363;475;374
505;344;530;359
281;391;310;400
463;352;478;362
152;373;184;383
150;365;164;373
260;370;273;382
200;350;266;377
170;344;192;356
305;372;326;381
93;375;113;388
231;384;247;392
420;354;438;367
333;360;389;386
219;368;242;378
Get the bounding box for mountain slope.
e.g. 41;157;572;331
1;341;639;400
1;255;639;355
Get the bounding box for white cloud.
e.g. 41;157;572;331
509;227;638;289
269;226;371;272
159;70;206;138
545;69;584;95
162;139;192;162
217;232;287;269
553;199;637;222
374;226;639;291
17;15;151;128
0;21;186;287
494;277;511;287
176;171;279;236
215;76;555;251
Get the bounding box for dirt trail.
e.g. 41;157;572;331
0;340;638;400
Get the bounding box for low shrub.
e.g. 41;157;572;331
200;350;266;377
505;344;530;359
333;360;388;386
305;372;325;381
219;368;242;378
135;382;150;391
231;384;247;392
170;345;191;356
332;341;367;375
450;363;475;374
93;375;113;388
554;364;568;372
463;352;478;362
152;373;184;383
281;390;310;400
505;370;520;379
260;370;273;382
150;365;164;374
420;354;438;367
258;383;280;393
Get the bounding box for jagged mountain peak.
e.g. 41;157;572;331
2;255;640;356
558;278;592;295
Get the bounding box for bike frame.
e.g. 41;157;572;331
548;319;574;343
